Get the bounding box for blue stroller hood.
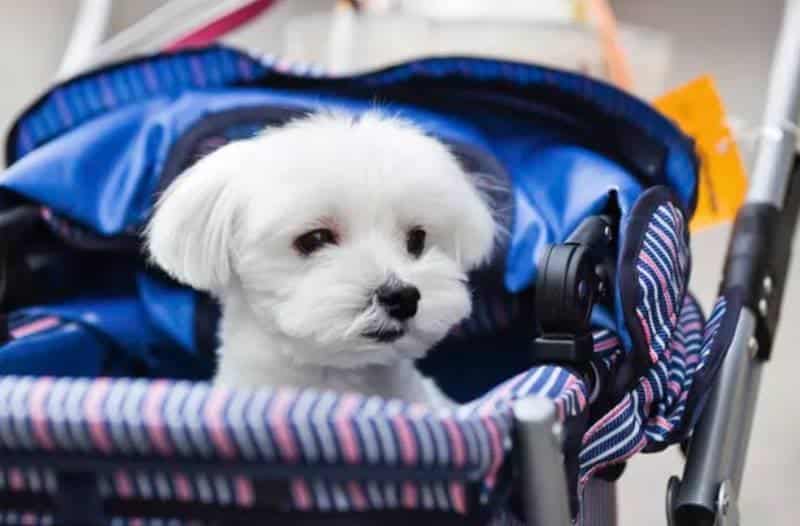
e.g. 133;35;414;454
0;46;729;525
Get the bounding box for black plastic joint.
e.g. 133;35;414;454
720;158;800;360
720;204;780;359
530;332;594;366
531;215;617;368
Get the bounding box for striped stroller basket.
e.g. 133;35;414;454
0;42;783;526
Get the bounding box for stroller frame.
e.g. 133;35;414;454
515;1;800;524
665;1;800;524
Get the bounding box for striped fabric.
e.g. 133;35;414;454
107;520;206;526
576;200;703;483
0;355;590;516
0;466;56;526
633;201;690;366
0;515;206;526
0;512;53;526
579;295;703;482
98;470;255;509
698;296;727;369
287;479;468;514
0;463;251;511
0;465;57;495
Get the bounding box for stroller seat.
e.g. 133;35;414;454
0;46;731;525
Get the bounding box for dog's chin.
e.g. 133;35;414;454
282;327;439;369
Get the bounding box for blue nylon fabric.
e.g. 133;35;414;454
20;295;161;367
0;322;106;376
11;279;208;378
137;273;197;353
2;101;172;234
503;145;642;292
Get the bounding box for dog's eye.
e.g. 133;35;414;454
294;228;337;255
406;227;426;257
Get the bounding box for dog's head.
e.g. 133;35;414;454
147;112;496;367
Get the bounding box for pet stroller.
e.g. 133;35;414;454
1;2;799;525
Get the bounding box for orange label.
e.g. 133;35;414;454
653;75;747;231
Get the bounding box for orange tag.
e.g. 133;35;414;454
653;75;747;231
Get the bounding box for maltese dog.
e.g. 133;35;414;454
147;112;496;407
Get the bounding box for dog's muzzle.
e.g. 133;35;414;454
362;280;420;342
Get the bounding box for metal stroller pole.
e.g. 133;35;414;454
513;397;572;526
748;0;800;207
669;1;800;524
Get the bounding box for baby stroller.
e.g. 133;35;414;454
1;2;799;525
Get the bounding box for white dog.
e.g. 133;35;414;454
146;112;496;407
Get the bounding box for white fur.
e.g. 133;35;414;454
146;112;496;407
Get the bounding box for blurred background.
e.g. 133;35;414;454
0;1;792;523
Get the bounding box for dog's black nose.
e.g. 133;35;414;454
377;284;421;320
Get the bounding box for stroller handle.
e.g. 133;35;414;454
670;1;800;525
747;0;800;207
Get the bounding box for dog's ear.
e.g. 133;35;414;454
461;169;511;268
455;178;499;270
146;141;251;294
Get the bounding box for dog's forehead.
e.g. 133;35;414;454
233;115;479;235
237;163;467;244
242;162;454;218
243;127;463;192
